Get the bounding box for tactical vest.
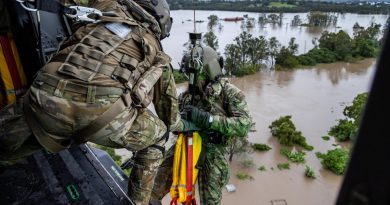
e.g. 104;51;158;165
48;0;169;107
25;0;171;152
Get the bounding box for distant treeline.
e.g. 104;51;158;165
168;0;390;14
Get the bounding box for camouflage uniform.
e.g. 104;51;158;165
151;78;252;205
0;1;180;204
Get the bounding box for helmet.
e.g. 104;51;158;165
201;46;223;81
181;45;224;81
133;0;173;39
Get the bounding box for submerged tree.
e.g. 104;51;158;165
288;37;299;55
203;30;219;50
207;14;219;30
227;136;252;162
291;15;302;27
267;37;281;68
269;115;314;150
307;11;337;27
329;93;368;141
316;148;349;175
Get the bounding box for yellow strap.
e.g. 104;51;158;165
0;41;16;105
170;132;202;203
8;32;27;86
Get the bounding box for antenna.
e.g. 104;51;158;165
192;0;196;32
189;0;201;48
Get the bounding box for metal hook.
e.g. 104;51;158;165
16;0;38;12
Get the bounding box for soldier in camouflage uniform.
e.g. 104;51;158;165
0;0;185;204
150;45;252;205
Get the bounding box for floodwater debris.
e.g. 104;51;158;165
258;165;267;171
322;136;330;141
277;163;290;170
280;147;306;163
236;171;254;180
225;184;236;192
252;143;272;151
304;165;316;179
271;199;287;205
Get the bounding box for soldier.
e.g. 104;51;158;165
0;0;183;204
150;45;252;205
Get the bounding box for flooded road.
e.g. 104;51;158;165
161;58;376;205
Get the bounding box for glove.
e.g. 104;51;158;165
181;119;200;132
182;105;213;129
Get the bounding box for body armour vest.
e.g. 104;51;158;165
41;0;170;107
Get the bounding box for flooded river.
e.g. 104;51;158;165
128;10;383;205
162;11;388;66
220;59;376;205
160;58;376;205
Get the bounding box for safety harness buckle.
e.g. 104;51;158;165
67;6;103;23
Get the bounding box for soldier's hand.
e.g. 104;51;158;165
181;119;200;131
183;105;212;129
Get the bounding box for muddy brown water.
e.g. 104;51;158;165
158;58;376;205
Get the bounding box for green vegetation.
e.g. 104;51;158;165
305;165;316;179
269;116;314;151
258;165;267;171
241;159;255;168
268;2;296;8
207;14;219;30
203;31;219;51
277;163;290;170
252;143;272;151
307;11;337;27
329;93;368;141
224;32;267;75
322;136;330;141
236;171;254;180
280;147;306;163
276;23;381;69
316;148;349;175
172;69;187;84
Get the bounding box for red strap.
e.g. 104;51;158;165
170;198;178;205
186;133;194;204
0;35;22;96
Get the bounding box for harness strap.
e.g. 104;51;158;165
72;93;132;143
186;134;194;205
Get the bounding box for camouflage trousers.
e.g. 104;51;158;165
0;92;167;205
151;141;230;205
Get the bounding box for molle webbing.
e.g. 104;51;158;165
58;25;141;83
34;73;123;96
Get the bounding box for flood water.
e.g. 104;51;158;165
160;58;376;205
162;10;388;66
220;59;376;205
128;10;383;205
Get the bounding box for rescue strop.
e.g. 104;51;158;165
0;33;28;109
170;131;202;205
